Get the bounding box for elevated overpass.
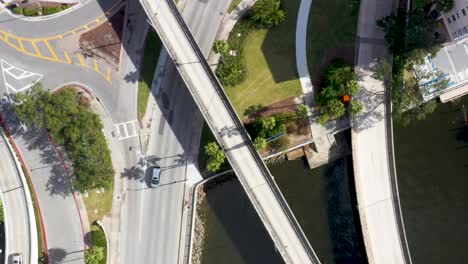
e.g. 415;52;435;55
139;0;320;263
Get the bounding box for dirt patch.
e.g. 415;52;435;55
243;96;304;123
79;8;125;70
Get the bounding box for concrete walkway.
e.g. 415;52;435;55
352;0;412;263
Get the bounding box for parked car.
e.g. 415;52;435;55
12;254;22;264
150;166;161;188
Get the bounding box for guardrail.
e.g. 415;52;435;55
140;0;320;262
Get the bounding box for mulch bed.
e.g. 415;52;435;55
79;8;125;70
243;96;304;123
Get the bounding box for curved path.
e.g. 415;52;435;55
0;130;37;264
0;0;123;38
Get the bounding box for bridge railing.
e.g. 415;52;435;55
140;0;321;262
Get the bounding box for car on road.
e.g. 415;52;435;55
12;254;22;264
150;166;161;188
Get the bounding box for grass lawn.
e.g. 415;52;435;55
225;0;302;120
82;184;114;224
228;0;242;13
138;29;163;120
306;0;360;84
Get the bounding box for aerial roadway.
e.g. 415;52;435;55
0;130;36;264
119;0;231;262
139;0;320;263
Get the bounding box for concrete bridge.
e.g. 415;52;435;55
138;0;320;263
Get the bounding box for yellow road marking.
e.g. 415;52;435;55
64;52;72;64
106;69;111;81
44;40;58;60
83;25;89;29
94;60;99;71
95;18;100;23
30;41;42;56
77;54;86;66
18;39;24;51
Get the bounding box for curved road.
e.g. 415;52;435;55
0;132;34;264
0;0;122;38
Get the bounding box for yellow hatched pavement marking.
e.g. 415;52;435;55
30;41;41;56
18;39;24;51
76;54;86;66
64;52;72;64
43;40;58;60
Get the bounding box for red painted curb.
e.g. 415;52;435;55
0;114;49;264
45;132;87;250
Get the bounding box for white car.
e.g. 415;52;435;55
12;254;22;264
150;166;161;188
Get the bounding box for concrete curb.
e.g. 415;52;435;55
185;170;233;264
0;114;45;264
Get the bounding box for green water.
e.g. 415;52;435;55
394;97;468;263
199;154;367;264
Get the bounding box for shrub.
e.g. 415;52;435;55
251;117;285;139
350;100;363;114
254;137;267;150
268;135;289;151
85;246;104;264
43;6;62;15
213;40;229;54
295;105;308;119
204;142;225;172
11;6;23;15
251;0;286;27
23;7;41;16
318;113;330;125
216;55;245;86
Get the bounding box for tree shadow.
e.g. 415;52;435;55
121;165;145;183
48;248;67;263
45;163;73;198
260;0;300;84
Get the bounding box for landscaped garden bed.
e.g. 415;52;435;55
7;1;75;17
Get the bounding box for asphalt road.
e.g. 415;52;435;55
0;0;122;38
0;1;143;263
120;0;231;262
0;108;85;264
0;135;32;264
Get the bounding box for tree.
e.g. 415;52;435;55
316;86;339;106
13;86;114;191
436;0;454;12
350;100;363;114
204;142;225;172
295;105;308;119
253;137;267;150
251;0;285;27
344;80;360;97
0;201;4;224
85;246;104;264
261;117;276;131
213;40;229;54
325;98;346;118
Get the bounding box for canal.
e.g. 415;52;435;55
394;96;468;264
199;149;367;263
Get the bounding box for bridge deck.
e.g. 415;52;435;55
139;0;320;263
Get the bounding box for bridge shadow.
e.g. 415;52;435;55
200;174;284;264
